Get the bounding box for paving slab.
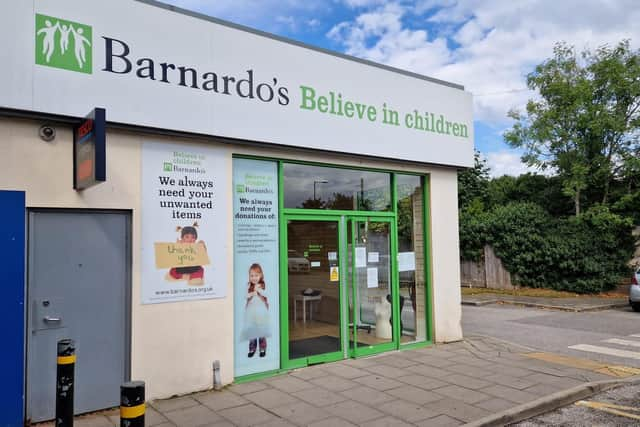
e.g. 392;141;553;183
37;335;636;427
296;386;348;407
325;399;386;424
441;373;493;390
353;374;405;391
73;416;113;427
151;395;200;413
486;373;538;390
377;400;439;422
265;375;316;393
323;364;370;379
375;355;420;368
425;398;493;423
414;414;464;427
307;416;357;427
385;385;443;405
163;404;222;427
243;388;300;409
195;390;249;411
217;403;279;426
361;415;413;427
431;384;491;405
270;400;332;425
483;384;540;404
309;374;360;391
339;385;396;406
473;396;518;413
396;374;449;390
364;364;413;378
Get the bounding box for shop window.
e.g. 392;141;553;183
283;163;391;211
396;174;427;344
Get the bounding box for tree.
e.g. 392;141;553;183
458;150;490;211
487;173;572;216
505;40;640;215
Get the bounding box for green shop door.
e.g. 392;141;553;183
347;218;396;357
282;216;397;368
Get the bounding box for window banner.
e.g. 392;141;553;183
233;158;280;376
141;141;229;304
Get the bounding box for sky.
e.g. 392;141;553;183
161;0;640;177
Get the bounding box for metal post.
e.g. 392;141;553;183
120;381;145;427
56;339;75;427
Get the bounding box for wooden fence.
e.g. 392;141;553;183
461;245;514;290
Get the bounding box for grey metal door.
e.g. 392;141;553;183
27;210;130;422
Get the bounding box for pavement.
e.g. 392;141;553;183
35;335;638;427
461;292;629;312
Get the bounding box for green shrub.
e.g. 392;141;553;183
460;202;635;293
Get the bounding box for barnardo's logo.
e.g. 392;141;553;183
35;14;92;74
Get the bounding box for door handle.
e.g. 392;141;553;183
43;316;61;322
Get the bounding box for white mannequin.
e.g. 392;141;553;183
374;300;392;339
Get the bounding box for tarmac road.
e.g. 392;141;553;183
462;304;640;369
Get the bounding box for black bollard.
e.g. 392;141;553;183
120;381;145;427
56;339;75;427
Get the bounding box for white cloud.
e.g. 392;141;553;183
328;0;640;125
328;3;452;71
161;0;326;33
343;0;386;8
485;151;537;177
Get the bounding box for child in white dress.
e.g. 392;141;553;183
241;263;270;357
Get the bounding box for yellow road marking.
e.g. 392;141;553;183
576;400;640;420
524;352;640;377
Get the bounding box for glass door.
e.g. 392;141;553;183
348;217;397;357
284;217;344;366
283;215;398;368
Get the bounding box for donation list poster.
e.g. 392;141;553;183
233;158;280;377
141;141;229;304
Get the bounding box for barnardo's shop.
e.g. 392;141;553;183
0;0;473;424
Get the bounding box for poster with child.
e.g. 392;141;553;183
233;158;280;376
141;141;228;304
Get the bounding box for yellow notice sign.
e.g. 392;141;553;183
154;242;210;269
330;266;339;282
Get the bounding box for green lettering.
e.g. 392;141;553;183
299;85;316;110
367;106;377;122
459;124;468;138
344;101;354;117
317;95;328;113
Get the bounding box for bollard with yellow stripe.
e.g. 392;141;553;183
120;381;145;427
56;339;75;427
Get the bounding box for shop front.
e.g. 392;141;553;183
1;0;473;423
233;159;432;379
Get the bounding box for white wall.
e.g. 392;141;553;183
0;117;463;400
429;171;463;342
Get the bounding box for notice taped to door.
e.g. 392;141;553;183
141;141;229;304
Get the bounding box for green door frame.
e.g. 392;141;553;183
348;216;398;358
267;156;434;373
280;214;346;370
280;212;400;369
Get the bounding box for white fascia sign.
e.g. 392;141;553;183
1;0;474;167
